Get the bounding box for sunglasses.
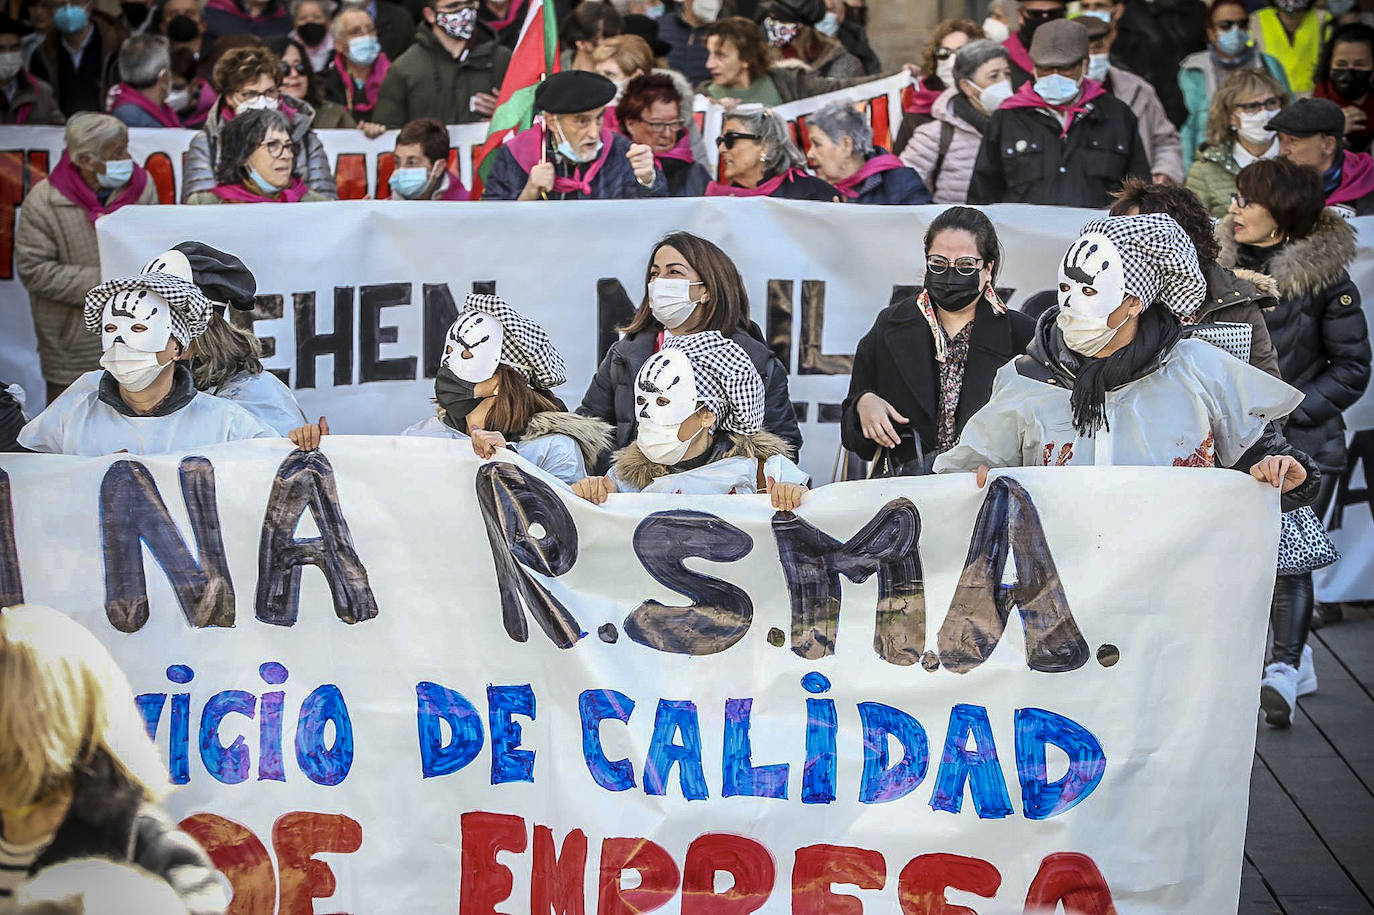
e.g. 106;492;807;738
1213;18;1246;30
281;61;308;76
716;131;761;149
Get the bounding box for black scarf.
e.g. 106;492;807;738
1028;305;1183;437
951;91;989;134
1235;240;1284;273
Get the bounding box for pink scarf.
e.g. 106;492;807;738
832;153;904;199
209;178;310;202
704;167;809;197
507;123;616;196
1000;78;1107;138
653;132;694;164
206;0;286;22
486;0;527;31
436;170;469;200
182;82;216;128
107;82;183;128
47;150;149;223
1002;33;1035;76
332;51;390;114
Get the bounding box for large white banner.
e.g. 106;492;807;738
0;441;1280;912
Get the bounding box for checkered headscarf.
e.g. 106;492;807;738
460;294;567;389
659;331;765;435
1076;214;1206;322
83;272;215;346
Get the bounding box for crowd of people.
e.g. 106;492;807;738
1;0;1374;908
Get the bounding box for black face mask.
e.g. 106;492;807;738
165;13;200;40
1018;10;1063;48
297;21;327;46
1330;67;1372;102
924;271;984;312
122;1;149;26
435;367;483;432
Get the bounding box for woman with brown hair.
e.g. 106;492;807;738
892;17;980;156
577;231;801;470
1184;67;1287;217
700;15;872;106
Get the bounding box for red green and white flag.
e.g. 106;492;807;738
472;0;560;194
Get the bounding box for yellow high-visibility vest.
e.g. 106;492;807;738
1253;8;1329;95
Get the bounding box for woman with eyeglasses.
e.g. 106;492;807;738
185;107;331;202
1218;157;1370;676
1185;68;1288;217
180;44;337;201
840;206;1034;475
618;72;710;196
706;104;838;199
1178;0;1291;171
264;34;358;130
892;18;980;157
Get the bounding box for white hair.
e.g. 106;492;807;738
808;101;874;157
724;104;807;175
117;33;171;89
63;113;128;166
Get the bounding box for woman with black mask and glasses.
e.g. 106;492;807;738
705;104;838;199
185;108;331;202
840;206;1034;474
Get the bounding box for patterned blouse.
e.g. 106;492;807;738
937;319;974;452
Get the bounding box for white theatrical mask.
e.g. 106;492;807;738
1056;232;1129;357
635;348;705;465
443;312;505;383
101;287;174;353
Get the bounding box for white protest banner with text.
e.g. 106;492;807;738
0;441;1277;912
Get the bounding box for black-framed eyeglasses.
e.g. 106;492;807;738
926;256;984;276
637;117;683;133
716;131;761;149
1230;192;1252;209
1213;18;1246;30
281;61;308;76
935;46;956;60
258;138;300;159
1234;96;1282;114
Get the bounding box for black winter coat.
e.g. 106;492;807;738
577;326;802;473
1218;209;1373;473
841;295;1036;466
968;95;1150;208
28;752;227;915
0;383;25;451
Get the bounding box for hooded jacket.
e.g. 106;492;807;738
902;87;984;204
1217;208;1372;473
1185;141;1248;218
180;97;337;200
372;22;511;128
1177;47;1289;171
1198;261;1282;379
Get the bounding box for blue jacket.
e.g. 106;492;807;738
852;152;932;205
111;104;171;129
482;130;669;200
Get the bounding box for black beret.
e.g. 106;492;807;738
534;70;617;114
757;0;825;26
622;14;671;58
1266;98;1345;138
170;241;257;311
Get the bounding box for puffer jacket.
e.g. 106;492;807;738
15;175;158;385
372;23;511;128
180;96;337;201
1217;209;1373;472
1197;261;1282;379
28;752;228;915
1185;141;1241;217
577;325;802;474
1177;47;1289;171
1104;65;1183;184
901;87;983;204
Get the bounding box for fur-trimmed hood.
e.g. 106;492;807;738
522;411;614;471
1216;208;1356;299
611;430;795;492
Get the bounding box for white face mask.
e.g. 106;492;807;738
637;416;705;465
165;87;191;110
0;50;23;83
635;347;706;463
1236;109;1276;146
1087;52;1110;83
647;277;703;330
443;312;505;383
981;16;1009;43
936;56;956;88
691;0;720;22
976;78;1014;113
101;288;173;353
234;95;277;114
101;343;168;391
1057;231;1129;356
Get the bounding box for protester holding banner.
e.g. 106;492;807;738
705;104;836;198
482;70;667;200
321;4;391;136
901;39;1010;204
264;34;359;129
754;0;862;79
968;18;1150;208
891;17;979;157
181;44;338;200
700;16;872;107
617;72;709;196
185;107;333;202
388;116;468;198
1270;96;1374;215
389;294;612;484
842;206;1033;475
1185;68;1287;217
577;231;801;467
108;34;183;128
0;15;63;124
806;100;929;204
373;0;510;129
575;330;808;507
934;213;1319;511
15;113;156;405
0;604;228;914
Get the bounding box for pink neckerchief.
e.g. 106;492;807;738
46;150;149;222
182;82;216;128
205;0;286;22
332;50;390;114
107;82;183;127
999;78;1107;138
210;178;310;202
486;0;527;32
506;123;617;196
1002;33;1035;76
704;167;808;197
654;132;694;164
919;283;1007;362
832;153;904;198
435;170;469;200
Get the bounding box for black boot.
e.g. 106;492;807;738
1269;573;1314;668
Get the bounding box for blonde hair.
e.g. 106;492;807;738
1205;68;1289;148
0;605;167;810
592;34;655;79
191;314;264;391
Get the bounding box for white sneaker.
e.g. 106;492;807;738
1261;662;1300;728
1297;643;1318;697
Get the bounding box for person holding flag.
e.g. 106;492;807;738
482;69;667;199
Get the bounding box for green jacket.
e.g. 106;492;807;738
1178;48;1289;171
1184;142;1240;218
373;23;511;129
